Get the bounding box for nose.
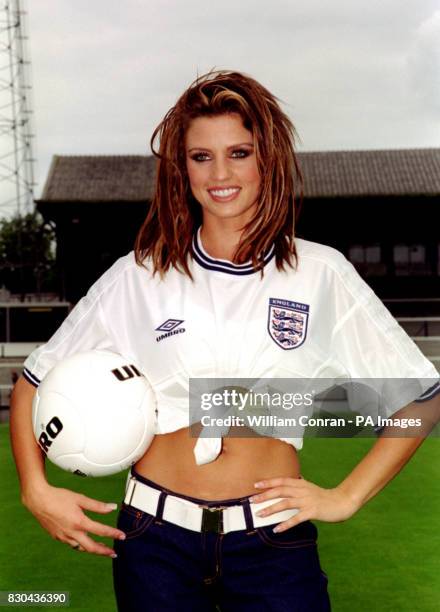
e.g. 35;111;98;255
210;156;232;182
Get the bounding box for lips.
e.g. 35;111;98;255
208;187;241;202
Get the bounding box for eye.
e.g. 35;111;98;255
231;149;251;159
190;152;211;162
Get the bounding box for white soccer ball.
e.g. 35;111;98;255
32;350;157;477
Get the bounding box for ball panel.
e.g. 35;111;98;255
32;350;157;476
32;391;85;458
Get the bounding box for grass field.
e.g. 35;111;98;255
0;422;439;611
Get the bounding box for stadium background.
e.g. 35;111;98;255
1;1;439;610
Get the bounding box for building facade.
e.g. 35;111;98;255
36;149;440;314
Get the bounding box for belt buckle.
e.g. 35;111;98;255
200;505;225;534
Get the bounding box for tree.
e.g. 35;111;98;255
0;212;57;298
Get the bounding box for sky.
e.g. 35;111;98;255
1;0;440;213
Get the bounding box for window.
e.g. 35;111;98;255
393;244;430;276
348;244;386;276
409;245;425;264
348;245;364;264
365;245;381;264
393;244;409;276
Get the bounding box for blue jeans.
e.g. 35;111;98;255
112;468;330;611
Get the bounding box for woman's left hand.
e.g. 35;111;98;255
250;477;360;532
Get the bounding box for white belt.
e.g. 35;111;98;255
123;474;299;534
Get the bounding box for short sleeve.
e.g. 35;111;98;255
23;262;124;387
330;258;439;413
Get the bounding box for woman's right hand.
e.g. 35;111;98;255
22;483;126;558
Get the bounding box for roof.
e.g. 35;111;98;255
298;148;440;198
38;148;440;203
39;155;156;202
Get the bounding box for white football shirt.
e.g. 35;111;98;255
24;228;440;465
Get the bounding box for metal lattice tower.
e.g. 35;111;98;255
0;0;35;217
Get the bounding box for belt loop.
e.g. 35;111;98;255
127;478;137;506
155;490;167;520
125;471;133;496
242;499;254;531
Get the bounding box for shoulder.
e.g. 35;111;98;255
295;237;352;276
294;237;367;301
89;251;154;297
104;251;139;276
295;237;346;266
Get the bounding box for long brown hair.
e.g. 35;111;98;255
134;69;303;278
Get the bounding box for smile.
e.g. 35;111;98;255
208;187;241;202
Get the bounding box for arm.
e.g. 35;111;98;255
335;436;425;510
9;375;125;556
9;376;48;504
250;395;440;530
335;394;439;508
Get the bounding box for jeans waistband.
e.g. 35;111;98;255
130;466;254;508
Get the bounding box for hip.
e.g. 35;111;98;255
113;469;330;611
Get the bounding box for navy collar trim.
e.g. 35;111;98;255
192;227;275;275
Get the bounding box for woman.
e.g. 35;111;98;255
10;70;439;611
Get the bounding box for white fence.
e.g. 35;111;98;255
0;344;40;414
0;343;42;358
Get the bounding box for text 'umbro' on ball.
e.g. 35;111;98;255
32;350;157;477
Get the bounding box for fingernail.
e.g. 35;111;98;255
107;503;118;511
111;553;118;559
272;526;280;533
254;482;263;488
119;534;126;540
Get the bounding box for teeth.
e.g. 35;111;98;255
209;188;240;197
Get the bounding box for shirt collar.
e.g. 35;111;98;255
192;226;275;276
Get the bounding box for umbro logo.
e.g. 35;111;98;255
155;318;186;342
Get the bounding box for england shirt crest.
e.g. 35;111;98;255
268;298;309;350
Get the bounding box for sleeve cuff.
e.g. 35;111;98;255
414;381;440;403
23;368;40;388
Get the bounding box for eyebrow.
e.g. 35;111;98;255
187;142;254;153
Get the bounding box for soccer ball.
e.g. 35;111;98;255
32;350;157;477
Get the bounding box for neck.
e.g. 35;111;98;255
199;219;247;262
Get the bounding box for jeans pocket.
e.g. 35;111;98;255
256;520;318;549
116;504;155;540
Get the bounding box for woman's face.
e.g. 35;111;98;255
185;113;261;225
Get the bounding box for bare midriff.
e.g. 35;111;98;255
134;425;301;501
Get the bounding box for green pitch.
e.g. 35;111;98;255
0;423;438;611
